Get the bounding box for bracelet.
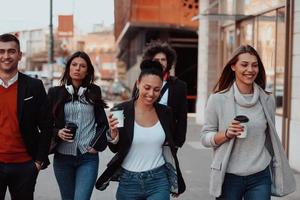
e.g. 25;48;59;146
224;129;231;140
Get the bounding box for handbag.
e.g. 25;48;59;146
90;125;108;152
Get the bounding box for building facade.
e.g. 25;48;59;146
17;29;49;71
114;0;199;112
196;0;300;171
74;26;117;81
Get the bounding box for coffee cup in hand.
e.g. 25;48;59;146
234;115;249;139
110;107;124;128
65;122;78;142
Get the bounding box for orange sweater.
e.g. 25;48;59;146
0;82;31;163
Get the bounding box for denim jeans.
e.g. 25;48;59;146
53;152;99;200
116;165;170;200
0;160;38;200
217;166;271;200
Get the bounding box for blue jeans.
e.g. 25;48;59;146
53;152;99;200
217;166;271;200
116;165;170;200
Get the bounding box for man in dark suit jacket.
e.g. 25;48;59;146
132;41;187;148
0;33;52;200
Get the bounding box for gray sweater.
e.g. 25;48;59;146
200;85;296;197
227;94;271;175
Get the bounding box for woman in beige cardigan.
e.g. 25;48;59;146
201;45;295;200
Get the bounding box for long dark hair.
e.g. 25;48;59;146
52;52;106;118
213;45;266;93
60;51;95;87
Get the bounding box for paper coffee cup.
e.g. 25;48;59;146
234;115;249;139
111;110;124;128
238;123;248;138
65;122;78;142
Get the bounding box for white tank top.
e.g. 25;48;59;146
121;121;166;172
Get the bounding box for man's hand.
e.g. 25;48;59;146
34;161;42;171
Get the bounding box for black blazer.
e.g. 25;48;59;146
17;73;52;168
47;84;109;151
165;76;187;148
95;100;186;195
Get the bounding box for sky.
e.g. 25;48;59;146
0;0;114;34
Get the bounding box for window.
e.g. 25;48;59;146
256;11;277;97
274;7;285;114
225;7;286;114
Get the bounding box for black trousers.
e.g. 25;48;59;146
0;160;38;200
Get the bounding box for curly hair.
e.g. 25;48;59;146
142;40;177;72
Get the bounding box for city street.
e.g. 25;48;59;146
2;1;300;200
5;116;300;200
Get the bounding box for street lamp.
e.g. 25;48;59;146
49;0;54;85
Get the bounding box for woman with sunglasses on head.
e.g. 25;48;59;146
47;51;108;200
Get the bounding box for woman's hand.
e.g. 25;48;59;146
171;193;180;198
108;113;119;140
58;128;73;142
87;147;97;154
214;119;244;145
226;120;244;139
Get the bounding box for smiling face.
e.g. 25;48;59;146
0;41;22;76
69;57;88;85
136;74;162;106
231;53;259;92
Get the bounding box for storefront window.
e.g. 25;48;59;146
256;11;276;96
275;7;285;114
